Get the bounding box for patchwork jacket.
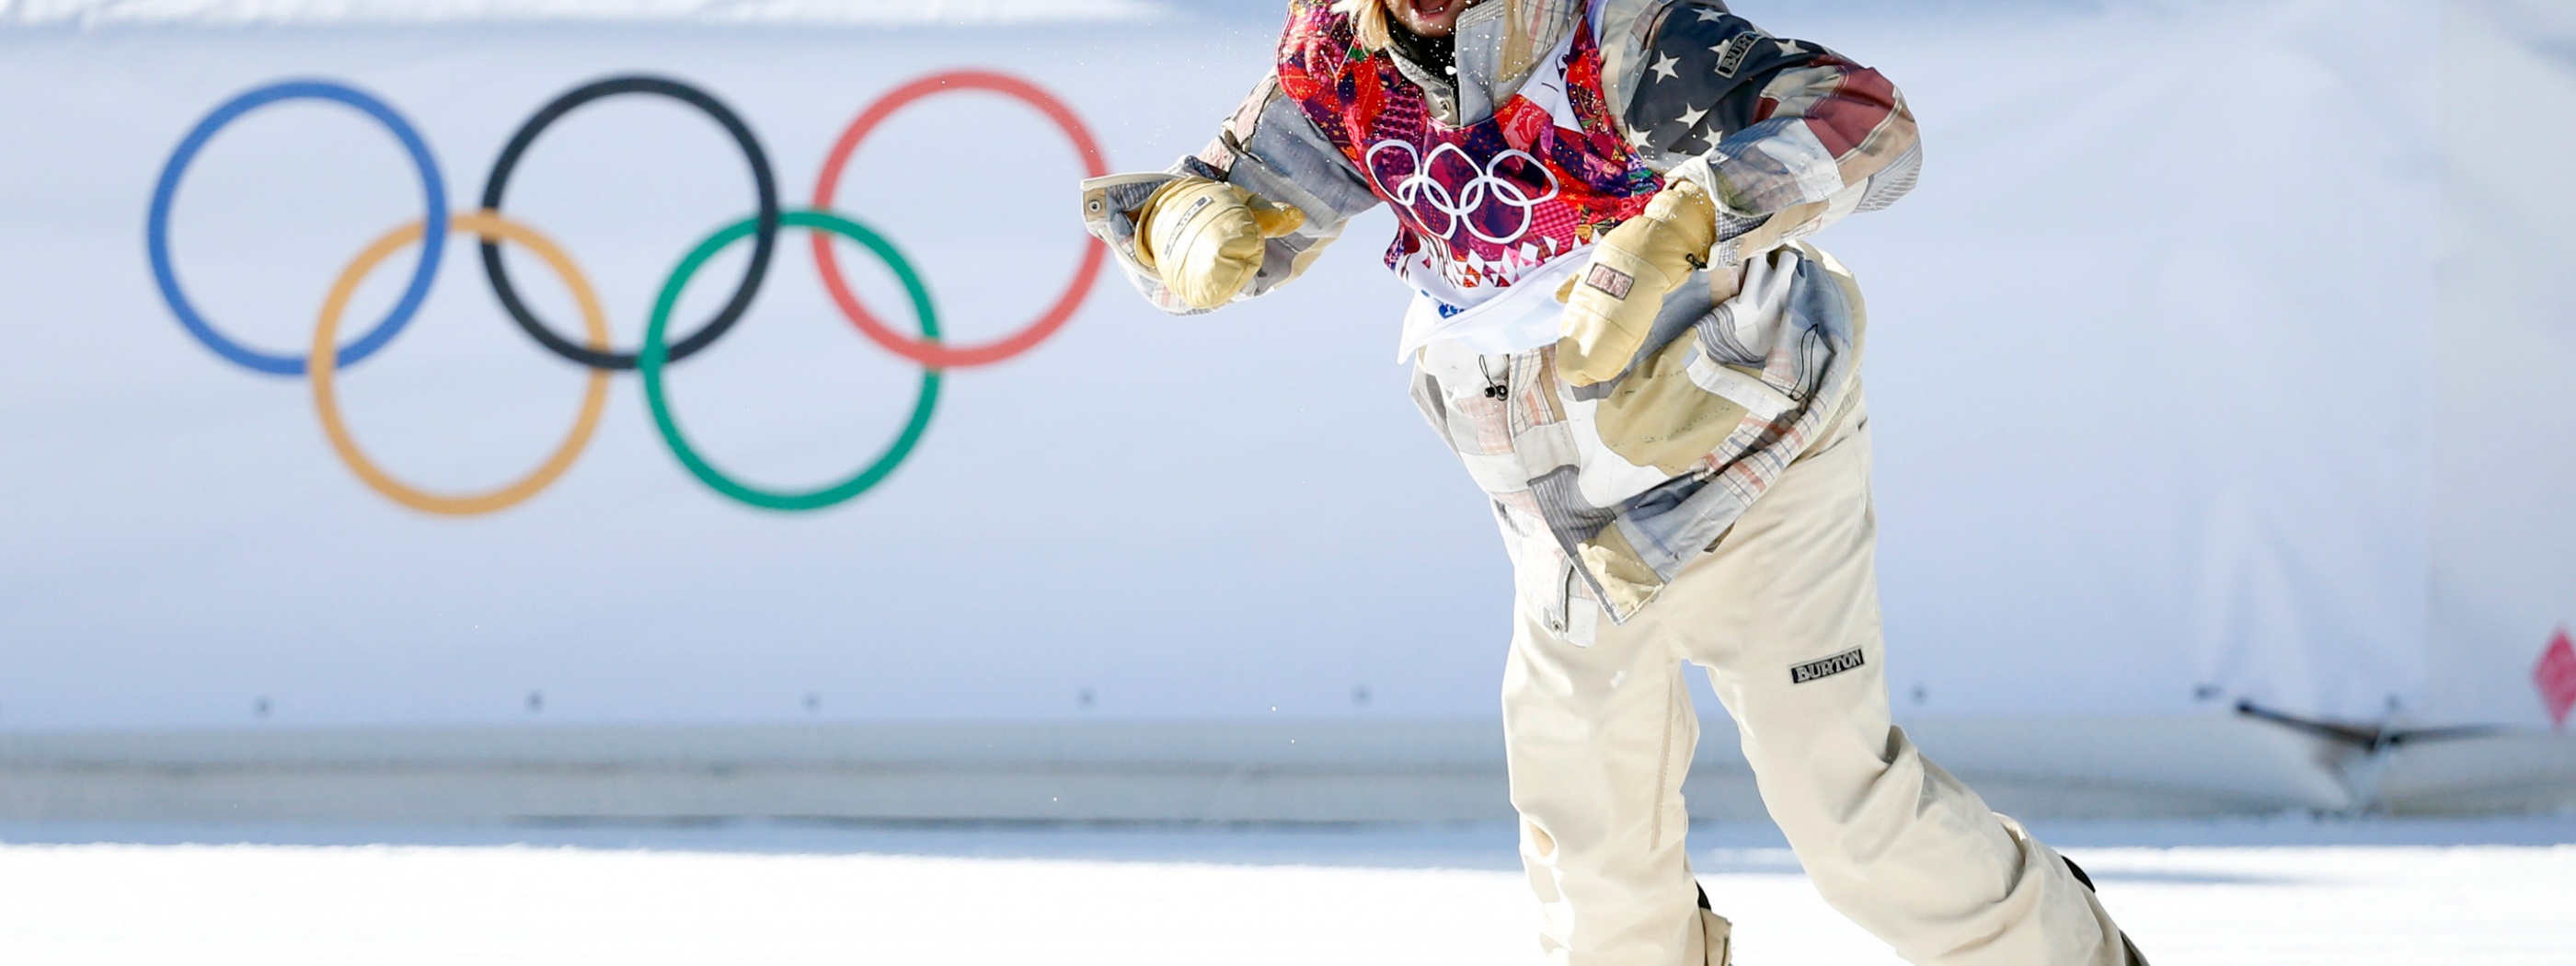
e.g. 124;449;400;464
1079;0;1919;635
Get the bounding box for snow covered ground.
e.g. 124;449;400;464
1;819;2570;964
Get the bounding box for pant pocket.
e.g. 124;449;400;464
1594;337;1754;477
1517;553;1599;649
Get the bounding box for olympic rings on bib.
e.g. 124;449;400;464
1363;141;1561;246
147;69;1107;515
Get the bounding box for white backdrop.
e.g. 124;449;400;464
2428;0;2576;730
0;0;2558;732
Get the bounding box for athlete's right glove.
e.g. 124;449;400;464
1553;178;1719;385
1132;176;1305;311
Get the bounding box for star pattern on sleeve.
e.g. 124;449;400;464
1671;109;1713;151
1630;5;1777;157
1616;2;1916;225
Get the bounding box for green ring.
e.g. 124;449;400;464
640;209;941;512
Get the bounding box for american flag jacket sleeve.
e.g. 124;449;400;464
1079;73;1381;316
1616;0;1920;266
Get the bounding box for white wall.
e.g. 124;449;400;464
1761;0;2442;723
2428;0;2576;730
0;16;1514;729
0;0;2552;733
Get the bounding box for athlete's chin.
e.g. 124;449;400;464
1391;0;1465;37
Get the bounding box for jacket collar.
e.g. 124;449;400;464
1453;0;1588;125
1383;0;1586;127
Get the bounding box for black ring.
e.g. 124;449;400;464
479;75;780;371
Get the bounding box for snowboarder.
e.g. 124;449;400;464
1080;1;2148;962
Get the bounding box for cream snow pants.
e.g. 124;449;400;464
1502;395;2129;966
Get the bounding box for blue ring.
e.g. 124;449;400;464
145;80;446;376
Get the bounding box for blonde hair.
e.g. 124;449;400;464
1330;0;1393;52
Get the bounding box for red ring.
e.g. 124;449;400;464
811;70;1110;369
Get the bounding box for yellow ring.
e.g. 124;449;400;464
308;211;612;516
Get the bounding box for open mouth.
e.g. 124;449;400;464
1406;0;1456;21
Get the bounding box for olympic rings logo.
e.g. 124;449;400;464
145;70;1107;515
1363;141;1560;246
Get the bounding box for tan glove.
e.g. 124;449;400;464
1553;178;1719;385
1133;176;1305;311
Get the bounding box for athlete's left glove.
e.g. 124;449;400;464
1554;178;1719;385
1133;176;1305;312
